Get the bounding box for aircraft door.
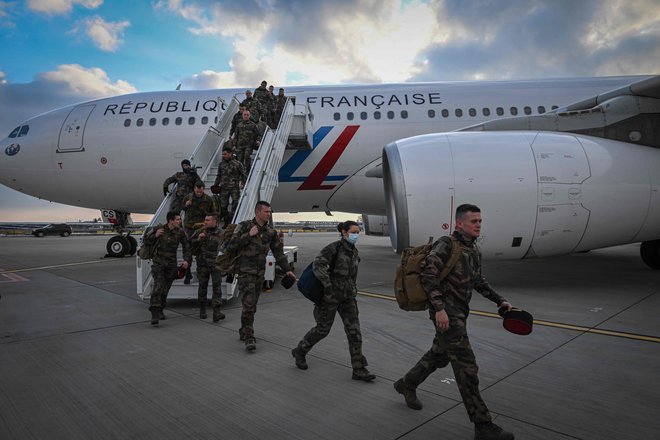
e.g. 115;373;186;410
58;104;95;152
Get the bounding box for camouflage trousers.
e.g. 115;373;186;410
197;264;223;307
237;147;253;175
218;186;240;224
296;297;368;369
170;194;186;214
403;318;491;423
237;273;264;339
149;264;177;311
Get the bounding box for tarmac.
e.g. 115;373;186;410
0;232;658;440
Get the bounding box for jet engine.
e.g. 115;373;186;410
383;131;660;268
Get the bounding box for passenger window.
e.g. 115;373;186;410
124;119;131;127
428;109;435;118
441;109;449;118
496;107;504;116
334;112;340;121
551;105;558;110
374;111;381;120
387;111;395;119
8;127;20;138
18;125;30;137
136;118;144;127
202;116;209;125
162;117;169;126
524;106;532;115
401;110;408;119
360;112;367;120
482;108;490;117
175;117;182;126
347;112;354;121
455;109;463;117
149;118;157;126
468;108;476;117
510;107;518;116
537;106;546;114
214;116;218;124
188;117;195;125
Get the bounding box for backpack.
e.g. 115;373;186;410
297;242;341;304
215;223;239;274
394;235;461;311
138;226;160;260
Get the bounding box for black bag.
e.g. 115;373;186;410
297;242;341;304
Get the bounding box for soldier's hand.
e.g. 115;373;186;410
155;228;165;237
285;271;296;281
185;199;192;207
249;225;259;236
181;261;189;269
499;301;512;312
435;310;449;332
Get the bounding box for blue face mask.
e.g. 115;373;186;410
347;233;359;245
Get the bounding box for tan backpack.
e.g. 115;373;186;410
394;235;461;311
215;223;239;274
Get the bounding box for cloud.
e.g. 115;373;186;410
0;64;136;135
26;0;103;16
77;15;131;52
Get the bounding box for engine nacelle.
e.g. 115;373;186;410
383;131;660;259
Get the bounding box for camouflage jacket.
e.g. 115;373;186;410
213;158;246;188
182;193;216;229
275;95;287;114
163;170;200;197
144;223;191;268
234;120;261;150
240;97;261;122
253;85;272;110
230;111;243;137
313;239;360;303
191;226;223;267
421;230;505;320
228;218;290;276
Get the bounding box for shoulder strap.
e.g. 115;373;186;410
437;236;461;282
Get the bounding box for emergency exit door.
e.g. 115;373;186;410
57;104;95;152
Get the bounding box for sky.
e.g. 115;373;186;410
0;0;659;222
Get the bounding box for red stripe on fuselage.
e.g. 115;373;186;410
298;125;360;190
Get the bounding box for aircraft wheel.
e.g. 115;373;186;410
61;231;71;237
126;235;138;256
106;236;130;258
36;231;44;237
640;240;660;269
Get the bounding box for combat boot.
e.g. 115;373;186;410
150;310;159;325
393;378;422;410
212;307;225;322
199;303;207;319
159;310;166;320
474;422;515;440
291;348;308;370
245;337;256;352
352;367;376;382
238;328;246;341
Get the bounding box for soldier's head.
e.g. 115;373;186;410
204;213;218;228
239;104;246;112
181;159;191;171
455;204;482;238
269;85;274;93
337;220;360;243
245;90;252;98
278;88;284;96
166;211;181;228
194;181;205;196
261;80;267;87
242;110;250;121
255;200;272;224
222;147;233;161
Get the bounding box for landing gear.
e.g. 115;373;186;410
101;209;137;258
640;240;660;269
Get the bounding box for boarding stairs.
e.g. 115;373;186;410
137;96;312;301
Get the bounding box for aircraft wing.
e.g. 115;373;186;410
461;75;660;148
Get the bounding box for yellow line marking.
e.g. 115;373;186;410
358;291;660;343
0;259;123;274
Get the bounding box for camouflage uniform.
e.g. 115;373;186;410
230;111;243;138
295;239;368;369
191;225;224;308
144;223;191;312
401;230;507;424
163;169;200;213
240;97;261;123
254;85;273;124
182;192;216;235
228;218;291;341
234;119;261;174
274;95;287;128
213;157;246;225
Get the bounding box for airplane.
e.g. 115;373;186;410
1;75;660;270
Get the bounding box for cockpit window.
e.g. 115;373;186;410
18;125;29;137
8;127;20;138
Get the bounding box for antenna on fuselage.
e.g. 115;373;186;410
175;83;181;91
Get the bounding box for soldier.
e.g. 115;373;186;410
228;200;296;352
230;105;246;138
254;80;273;125
273;88;287;128
162;159;200;214
182;181;215;283
234;110;261;175
143;211;191;325
240;90;261;123
291;221;376;382
190;213;225;322
393;204;515;440
213;146;246;226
